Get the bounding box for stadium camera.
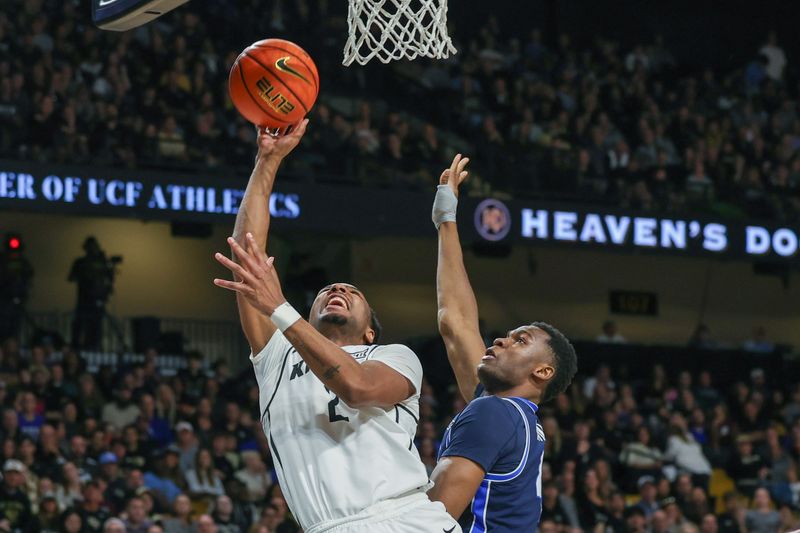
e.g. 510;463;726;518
92;0;191;31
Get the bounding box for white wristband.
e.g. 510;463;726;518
432;184;458;230
270;302;302;332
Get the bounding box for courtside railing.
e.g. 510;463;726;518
20;311;247;371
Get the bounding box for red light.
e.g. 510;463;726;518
8;238;20;250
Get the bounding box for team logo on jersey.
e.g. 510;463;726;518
275;57;310;83
474;198;511;241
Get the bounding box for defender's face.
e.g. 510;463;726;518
478;325;554;393
309;283;372;334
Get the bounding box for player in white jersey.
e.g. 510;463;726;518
212;121;461;533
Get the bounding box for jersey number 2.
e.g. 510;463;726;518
328;396;350;423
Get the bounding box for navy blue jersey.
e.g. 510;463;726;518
438;386;545;532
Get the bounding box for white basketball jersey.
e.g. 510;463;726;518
251;330;431;530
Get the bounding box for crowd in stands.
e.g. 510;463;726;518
1;1;799;221
1;332;800;532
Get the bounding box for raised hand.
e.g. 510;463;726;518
439;153;470;197
256;118;309;162
213;232;287;316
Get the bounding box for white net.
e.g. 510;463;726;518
343;0;457;66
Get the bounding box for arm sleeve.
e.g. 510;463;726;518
439;397;518;472
369;344;423;395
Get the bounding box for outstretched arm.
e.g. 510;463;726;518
435;154;487;402
232;120;308;355
215;235;415;409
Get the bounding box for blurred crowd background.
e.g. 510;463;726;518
2;0;800;532
1;334;799;533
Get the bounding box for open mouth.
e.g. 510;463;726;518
481;348;496;361
325;295;349;310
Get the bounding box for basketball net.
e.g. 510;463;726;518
343;0;457;66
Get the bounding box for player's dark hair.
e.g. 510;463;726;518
369;308;382;344
532;321;577;403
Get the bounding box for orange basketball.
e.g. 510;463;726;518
228;39;319;129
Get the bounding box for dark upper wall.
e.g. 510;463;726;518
452;0;798;72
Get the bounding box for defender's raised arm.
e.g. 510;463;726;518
433;154;487;402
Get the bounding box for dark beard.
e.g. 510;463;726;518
319;314;347;326
477;365;514;394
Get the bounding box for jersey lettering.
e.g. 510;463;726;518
327;396;350;423
290;360;312;380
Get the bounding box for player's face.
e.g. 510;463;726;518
477;325;555;395
309;283;374;341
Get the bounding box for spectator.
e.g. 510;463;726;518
101;385;141;430
235;451;271;504
33;491;60;531
0;459;32;532
80;481;111;533
716;492;746;533
634;475;660;517
619;426;664;492
120;425;148;472
576;468;610;530
210;494;247;533
174;422;199;474
144;446;185;505
759;31;787;82
664;413;712;488
742;326;776;354
194;514;218;533
186;448;225;508
178;352;207;399
140;394;173;448
62;509;84;533
624;506;648;533
539;480;579;529
727;435;768;497
103;517;126;533
162;494;193;533
106;467;145;516
700;513;719;533
78;374;106;420
595;321;626;344
56;461;85;511
16;391;44;441
745;487;781;533
123;496;153;533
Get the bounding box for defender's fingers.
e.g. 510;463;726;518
448;154;462;178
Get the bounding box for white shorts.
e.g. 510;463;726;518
304;492;462;533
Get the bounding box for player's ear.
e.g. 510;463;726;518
532;363;555;382
364;327;376;345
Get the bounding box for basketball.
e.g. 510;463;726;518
228;38;319;129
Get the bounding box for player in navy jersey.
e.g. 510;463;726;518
427;155;578;533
